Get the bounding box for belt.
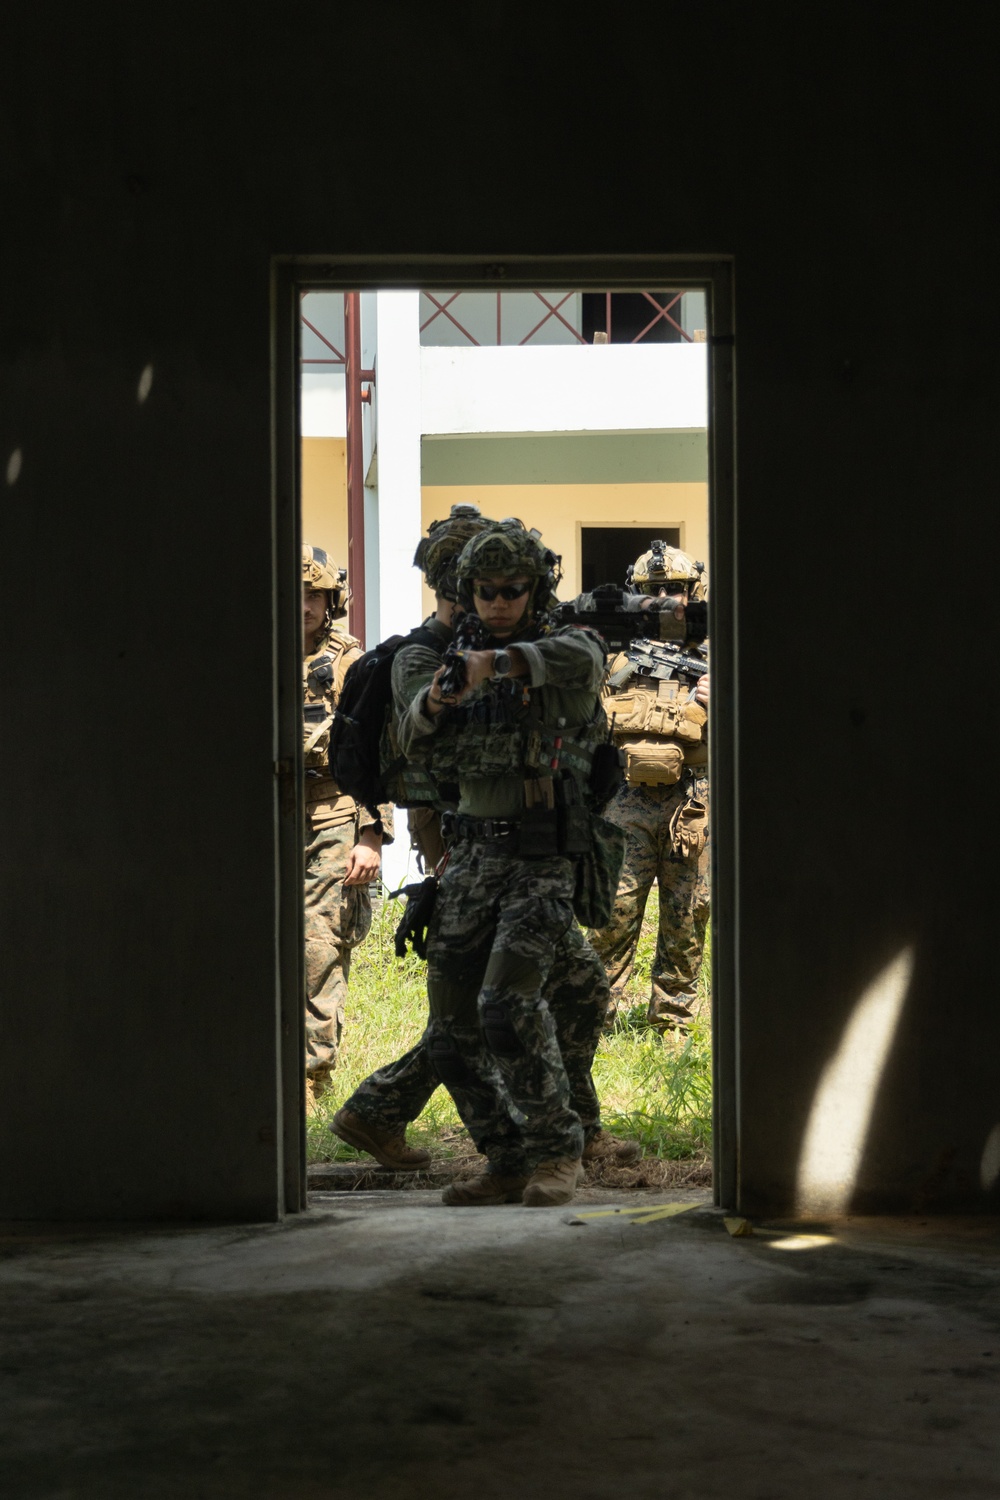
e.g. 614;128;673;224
441;811;520;841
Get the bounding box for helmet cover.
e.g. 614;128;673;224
455;518;562;616
302;544;350;619
628;540;706;601
413;503;493;601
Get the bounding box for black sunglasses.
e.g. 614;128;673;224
640;580;688;596
473;582;531;602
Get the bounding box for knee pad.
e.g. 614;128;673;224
481;1000;523;1057
426;1033;473;1087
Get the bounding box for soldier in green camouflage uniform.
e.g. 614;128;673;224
328;506;493;1169
301;546;393;1109
332;507;630;1177
396;520;618;1208
586;542;711;1033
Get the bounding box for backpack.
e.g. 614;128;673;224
327;623;440;816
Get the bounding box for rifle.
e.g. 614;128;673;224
549;584;707;652
607;637;709;691
437;611;488;699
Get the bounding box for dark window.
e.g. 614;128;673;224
580;527;681;593
581;292;685;345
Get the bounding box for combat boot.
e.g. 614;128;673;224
305;1072;329;1116
442;1172;529;1206
521;1158;585;1207
329;1107;431;1171
582;1129;642;1165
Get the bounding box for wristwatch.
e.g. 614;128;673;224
492;648;513;678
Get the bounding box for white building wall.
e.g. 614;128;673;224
419;342;707;436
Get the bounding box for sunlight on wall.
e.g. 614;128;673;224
980;1124;1000;1192
795;947;915;1215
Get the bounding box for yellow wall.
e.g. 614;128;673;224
301;437;348;568
420;482;708;614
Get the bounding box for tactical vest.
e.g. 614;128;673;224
426;680;607;791
605;646;708;787
303;629;362;811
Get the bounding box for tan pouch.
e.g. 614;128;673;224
622;738;685;786
607;688;653;735
669;794;709;858
674;699;708;745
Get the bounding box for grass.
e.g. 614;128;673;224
307;887;712;1168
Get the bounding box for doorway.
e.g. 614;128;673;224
273;256;736;1213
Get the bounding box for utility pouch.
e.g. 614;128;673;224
559;802;592;857
516;807;561;858
622;738;685;786
589;741;625;812
669;793;710;859
674;700;708;745
572;815;627;928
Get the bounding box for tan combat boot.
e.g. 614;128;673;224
582;1129;642;1166
305;1073;329;1117
330;1107;431;1171
442;1172;529;1206
521;1158;585;1207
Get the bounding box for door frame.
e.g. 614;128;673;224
271;255;737;1211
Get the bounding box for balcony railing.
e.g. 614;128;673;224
300;290;706;365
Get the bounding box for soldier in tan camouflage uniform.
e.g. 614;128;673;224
396;521;622;1209
301;545;392;1110
587;542;711;1034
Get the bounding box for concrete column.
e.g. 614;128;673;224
370;291;425;892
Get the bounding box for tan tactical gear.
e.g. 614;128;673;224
455;519;562;615
304;629;364;826
621;739;686;786
442;1172;530;1206
303;544;350;619
604;654;707;787
669;792;710;859
329;1107;431;1170
413;503;493;600
521;1157;585;1206
630;541;706;600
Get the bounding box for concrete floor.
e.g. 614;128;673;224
2;1190;999;1499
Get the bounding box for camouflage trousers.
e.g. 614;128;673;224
345;905;609;1152
587;773;710;1031
409;839;609;1174
304;818;373;1083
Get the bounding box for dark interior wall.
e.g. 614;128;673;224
2;7;996;1218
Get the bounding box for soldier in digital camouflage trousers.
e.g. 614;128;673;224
587;542;711;1033
395;519;625;1208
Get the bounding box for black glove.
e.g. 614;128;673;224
390;876;439;960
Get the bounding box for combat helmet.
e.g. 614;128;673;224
455;518;562;617
628;540;706;601
413;503;494;601
302;544;350;621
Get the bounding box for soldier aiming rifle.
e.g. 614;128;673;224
576;541;713;1035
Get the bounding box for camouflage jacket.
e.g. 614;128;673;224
396;622;607;820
